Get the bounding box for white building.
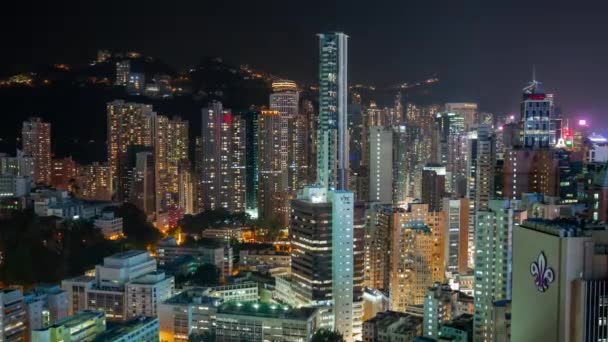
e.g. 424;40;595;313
93;211;124;239
0;288;27;342
62;250;174;322
24;285;69;331
158;288;222;342
0;175;30;198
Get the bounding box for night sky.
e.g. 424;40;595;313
4;0;608;125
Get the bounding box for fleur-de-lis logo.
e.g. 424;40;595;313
530;252;555;292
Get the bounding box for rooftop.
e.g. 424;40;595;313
218;301;316;320
108;250;148;260
36;310;104;331
92;317;158;341
163;288;222;306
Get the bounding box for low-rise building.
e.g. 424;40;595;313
0;288;27;342
200;226;243;241
158;288;223;342
239;245;290;273
92;316;159;342
362;311;422;342
215;302;318;342
31;310;106;342
423;283;473;339
93;211;124;239
438;313;474;342
62;250;174;322
156;237;233;278
24;285;69;330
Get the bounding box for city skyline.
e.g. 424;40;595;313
4;1;608;119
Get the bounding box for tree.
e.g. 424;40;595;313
176;263;221;287
112;203;162;248
311;329;345;342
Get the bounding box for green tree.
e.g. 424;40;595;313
112;203;162;248
311;329;345;342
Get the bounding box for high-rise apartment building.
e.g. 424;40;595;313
258;110;290;226
474;200;526;342
22;118;51;185
106;100;156;192
364;203;392;290
199;101;246;213
443;198;469;275
50;157;77;191
390;203;445;311
368;126;393;203
466;125;496;268
75;162;112;201
511;219;608;342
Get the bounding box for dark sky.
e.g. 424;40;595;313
4;0;608;124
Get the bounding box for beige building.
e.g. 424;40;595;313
512;219;608;342
390;203;445;311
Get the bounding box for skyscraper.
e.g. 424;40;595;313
521;77;553;149
199;101;246;213
22;118;51;185
290;32;361;341
474;199;526;342
317;32;349;191
244;107;260;217
368;126;393;203
106;100;156;191
389;203;445;311
445;103;478;130
443;198;469;275
421;164;446;212
258;109;290;225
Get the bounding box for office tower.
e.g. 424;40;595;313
199;101;246;213
390;203;445;311
364;203;392;290
443;198;469;275
421;164;446;212
22;118;51;185
445;103;478;130
75;162;112;201
511;219;608;342
0;288;27;342
368;126;393;203
521;77;553;148
50;157;77;190
258;110;290;225
435;112;466;195
107;100;156;190
115;60;130;85
317;32;349;190
62;250;174;321
289;112;309;194
423;283;474;339
435;112;465;166
244;107;260;216
474;200;526;342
